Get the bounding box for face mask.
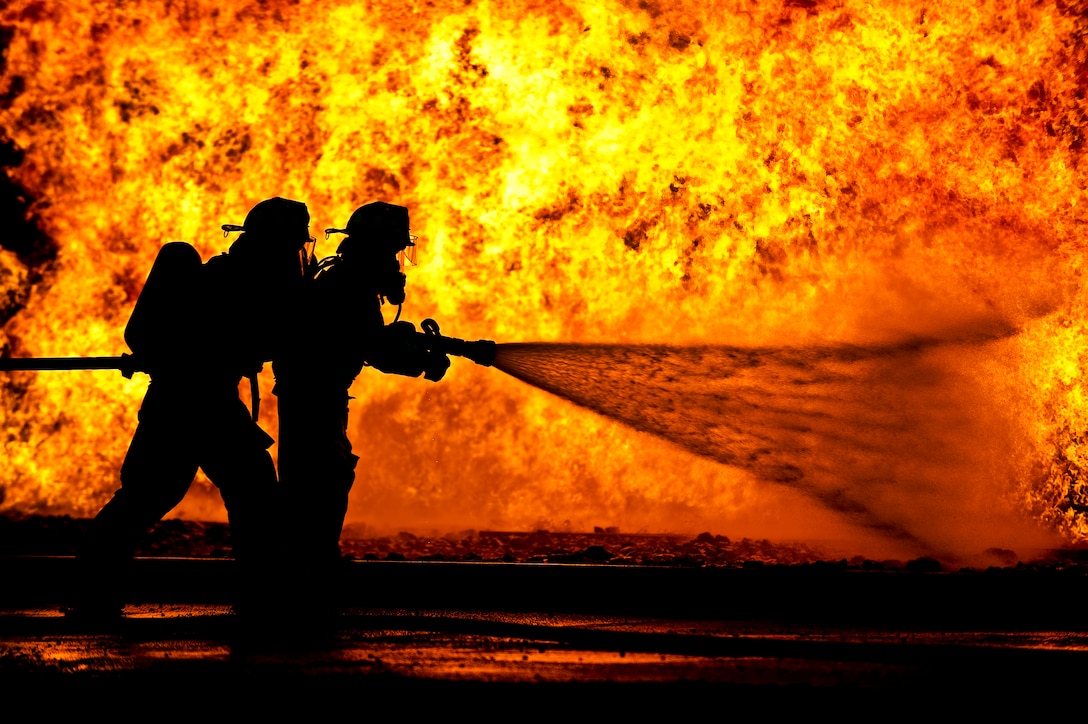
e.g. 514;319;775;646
378;258;407;305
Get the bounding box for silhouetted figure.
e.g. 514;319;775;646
69;197;313;620
272;202;449;622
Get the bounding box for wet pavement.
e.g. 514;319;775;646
3;556;1088;711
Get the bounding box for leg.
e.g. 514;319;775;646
197;397;278;565
73;412;198;615
274;393;358;639
84;422;198;558
196;396;279;623
278;394;358;563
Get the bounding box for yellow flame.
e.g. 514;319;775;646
0;0;1085;557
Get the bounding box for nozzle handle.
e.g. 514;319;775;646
419;318;496;367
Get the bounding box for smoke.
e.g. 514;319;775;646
493;317;1058;559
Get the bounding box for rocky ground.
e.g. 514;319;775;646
3;511;1084;572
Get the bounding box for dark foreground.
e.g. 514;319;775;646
3;554;1088;711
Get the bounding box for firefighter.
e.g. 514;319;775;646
69;197;313;620
271;201;448;619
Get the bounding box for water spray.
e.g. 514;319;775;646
0;319;1053;559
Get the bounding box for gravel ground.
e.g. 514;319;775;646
2;511;1084;572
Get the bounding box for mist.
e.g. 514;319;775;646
493;317;1060;560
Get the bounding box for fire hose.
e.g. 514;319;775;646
0;320;496;376
0;320;497;417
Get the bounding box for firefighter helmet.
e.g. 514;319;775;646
221;197;310;249
325;201;415;256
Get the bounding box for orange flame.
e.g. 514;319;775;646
0;0;1085;559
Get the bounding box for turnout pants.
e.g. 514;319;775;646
74;381;277;610
275;391;359;564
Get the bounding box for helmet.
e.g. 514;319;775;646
222;197;310;249
325;201;415;256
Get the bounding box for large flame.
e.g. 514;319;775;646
0;0;1085;559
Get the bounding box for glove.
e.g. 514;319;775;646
423;351;451;382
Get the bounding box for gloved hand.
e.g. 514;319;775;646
423;351;451;382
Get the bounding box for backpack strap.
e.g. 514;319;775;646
248;372;260;422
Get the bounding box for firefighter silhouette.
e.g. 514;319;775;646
70;197;313;620
271;202;449;615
